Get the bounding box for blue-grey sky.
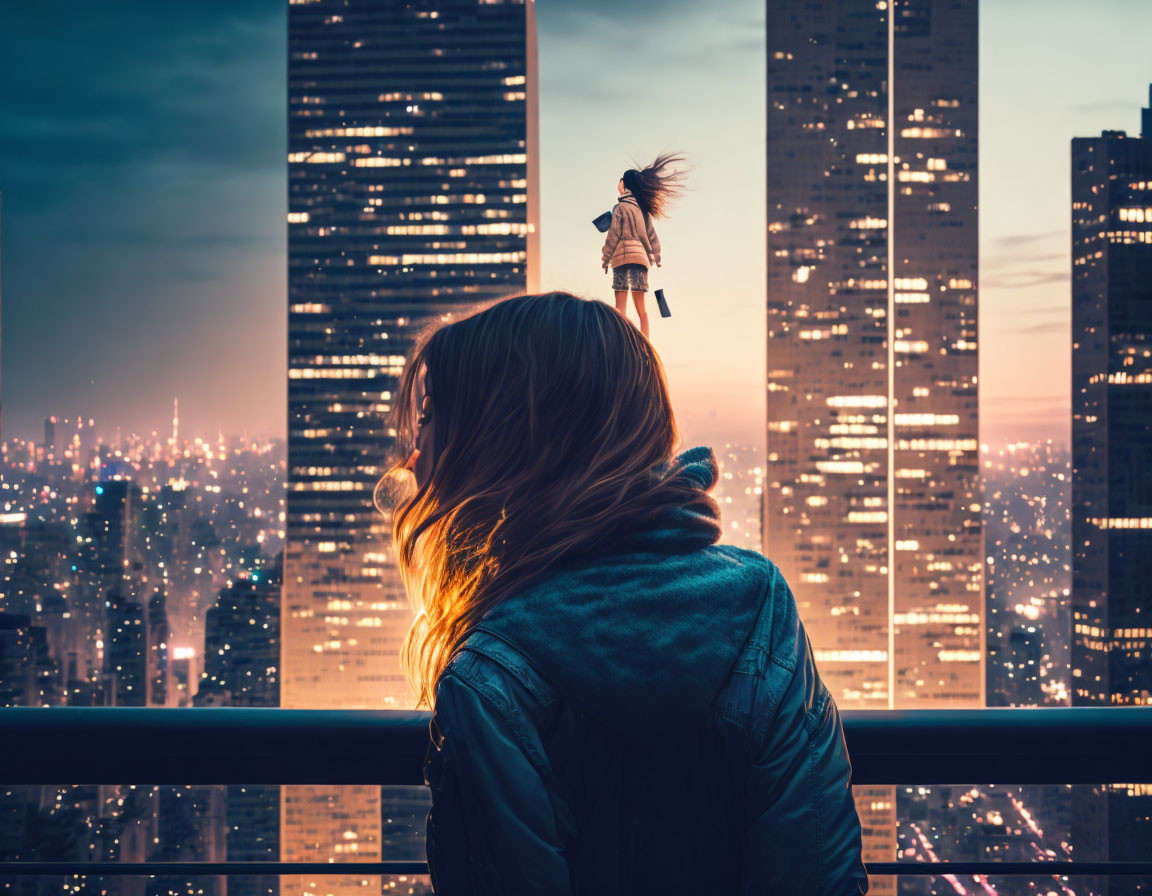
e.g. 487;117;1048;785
1;1;1149;449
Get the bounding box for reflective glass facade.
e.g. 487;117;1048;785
765;3;980;889
284;3;537;889
764;0;981;711
1070;96;1152;707
1069;93;1152;894
284;0;539;712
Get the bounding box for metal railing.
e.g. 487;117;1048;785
1;706;1150;878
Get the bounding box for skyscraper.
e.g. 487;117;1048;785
0;612;57;707
1070;90;1152;708
103;586;145;707
147;583;170;707
764;1;980;889
284;1;538;888
1070;86;1152;893
284;0;539;712
196;573;280;708
765;0;981;710
77;479;140;682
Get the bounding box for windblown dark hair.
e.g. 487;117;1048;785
621;151;688;220
378;292;718;707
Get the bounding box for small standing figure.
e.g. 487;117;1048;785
601;153;686;338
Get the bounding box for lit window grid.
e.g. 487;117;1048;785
764;0;981;714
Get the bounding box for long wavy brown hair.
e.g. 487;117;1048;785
621;151;688;220
379;292;716;707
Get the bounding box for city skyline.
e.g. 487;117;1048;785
1;1;1151;449
0;424;1087;894
0;2;1149;891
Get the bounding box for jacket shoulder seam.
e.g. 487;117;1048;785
462;627;557;707
438;666;553;778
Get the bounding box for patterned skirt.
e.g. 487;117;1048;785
611;263;649;293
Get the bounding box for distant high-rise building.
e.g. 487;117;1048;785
1071;89;1152;707
169;648;196;708
147;583;169;707
193;564;281;895
0;513;25;613
43;415;56;456
764;0;981;710
1070;86;1152;894
284;0;539;712
0;612;58;706
284;2;538;887
149;784;227;896
103;586;146;707
196;572;280;708
76;479;140;679
764;2;980;889
226;784;279;896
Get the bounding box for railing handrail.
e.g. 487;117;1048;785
0;860;1150;878
1;707;1150;879
0;706;1149;785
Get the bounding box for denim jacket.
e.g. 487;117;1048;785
424;447;868;895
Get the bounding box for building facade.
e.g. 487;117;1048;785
196;573;280;708
764;1;980;888
284;0;539;712
284;0;538;887
1070;94;1152;708
1070;88;1152;894
765;0;981;711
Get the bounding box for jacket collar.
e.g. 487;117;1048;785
471;445;768;734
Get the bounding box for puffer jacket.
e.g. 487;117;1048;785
424;446;868;896
601;190;661;269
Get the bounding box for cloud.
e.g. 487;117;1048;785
543;0;703;28
983;233;1068;285
0;2;285;201
1012;320;1068;335
982;270;1070;289
0;0;288;439
539;0;762;62
990;230;1066;249
983;251;1066;268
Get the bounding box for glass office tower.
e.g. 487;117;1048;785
765;0;981;710
285;0;539;711
765;1;980;890
1071;92;1152;707
1070;88;1152;895
284;1;538;889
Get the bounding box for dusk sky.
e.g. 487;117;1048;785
1;0;1150;450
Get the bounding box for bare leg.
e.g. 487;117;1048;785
614;290;629;319
631;290;650;339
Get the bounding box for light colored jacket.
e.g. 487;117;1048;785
601;190;661;269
